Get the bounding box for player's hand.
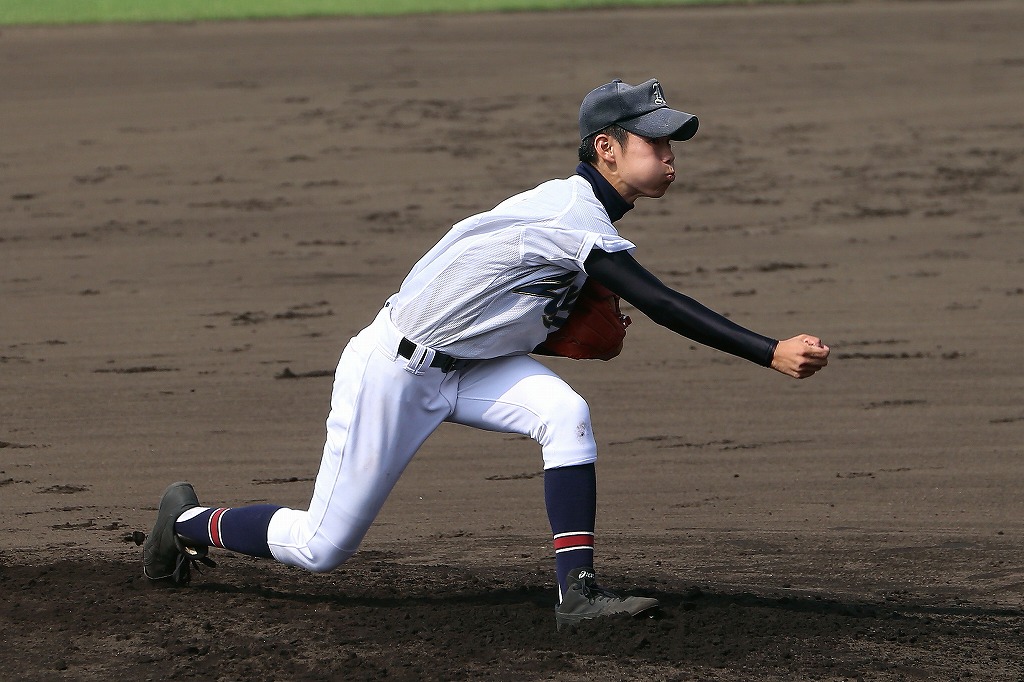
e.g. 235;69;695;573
770;335;829;379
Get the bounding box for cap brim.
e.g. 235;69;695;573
619;108;699;141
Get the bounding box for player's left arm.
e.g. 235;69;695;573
583;248;828;378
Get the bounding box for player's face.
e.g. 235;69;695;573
613;133;676;202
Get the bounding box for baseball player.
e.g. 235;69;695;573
143;78;829;630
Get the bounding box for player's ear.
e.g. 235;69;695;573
594;133;616;163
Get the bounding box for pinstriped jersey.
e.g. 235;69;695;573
388;174;635;359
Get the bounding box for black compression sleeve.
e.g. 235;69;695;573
584;249;778;367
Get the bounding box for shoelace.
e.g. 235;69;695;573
172;542;217;583
578;580;621;604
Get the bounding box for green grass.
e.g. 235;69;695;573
0;0;810;26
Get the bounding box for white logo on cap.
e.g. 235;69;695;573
652;82;666;106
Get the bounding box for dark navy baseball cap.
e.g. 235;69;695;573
579;79;698;142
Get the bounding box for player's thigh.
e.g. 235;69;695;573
315;339;454;522
449;356;595;464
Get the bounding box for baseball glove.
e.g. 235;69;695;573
538;279;631;360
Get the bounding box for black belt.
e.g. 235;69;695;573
397;338;465;373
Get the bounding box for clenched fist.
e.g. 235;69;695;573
770;335;830;379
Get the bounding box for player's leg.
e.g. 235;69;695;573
151;308;456;578
263;311;457;572
448;356;658;627
447;356;598;597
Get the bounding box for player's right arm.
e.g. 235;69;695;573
583;248;828;378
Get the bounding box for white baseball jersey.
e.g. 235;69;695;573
388;174;635;359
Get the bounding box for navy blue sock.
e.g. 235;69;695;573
174;504;282;559
544;463;596;601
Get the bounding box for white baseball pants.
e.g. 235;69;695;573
266;307;597;572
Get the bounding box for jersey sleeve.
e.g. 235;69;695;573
521;227;635;272
516;175;635;270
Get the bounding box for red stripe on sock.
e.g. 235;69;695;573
208;508;229;548
553;532;594;551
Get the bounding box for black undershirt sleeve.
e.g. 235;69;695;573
584;248;778;367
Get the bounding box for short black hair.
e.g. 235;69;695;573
578;124;630;164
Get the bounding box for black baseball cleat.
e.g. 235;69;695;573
142;481;215;585
554;567;660;631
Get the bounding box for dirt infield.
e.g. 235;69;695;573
2;1;1022;679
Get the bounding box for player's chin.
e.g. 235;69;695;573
653;173;675;195
645;183;672;198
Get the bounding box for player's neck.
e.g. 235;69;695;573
575;162;634;222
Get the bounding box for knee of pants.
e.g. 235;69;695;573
302;542;358;573
268;508;367;573
539;389;598;469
